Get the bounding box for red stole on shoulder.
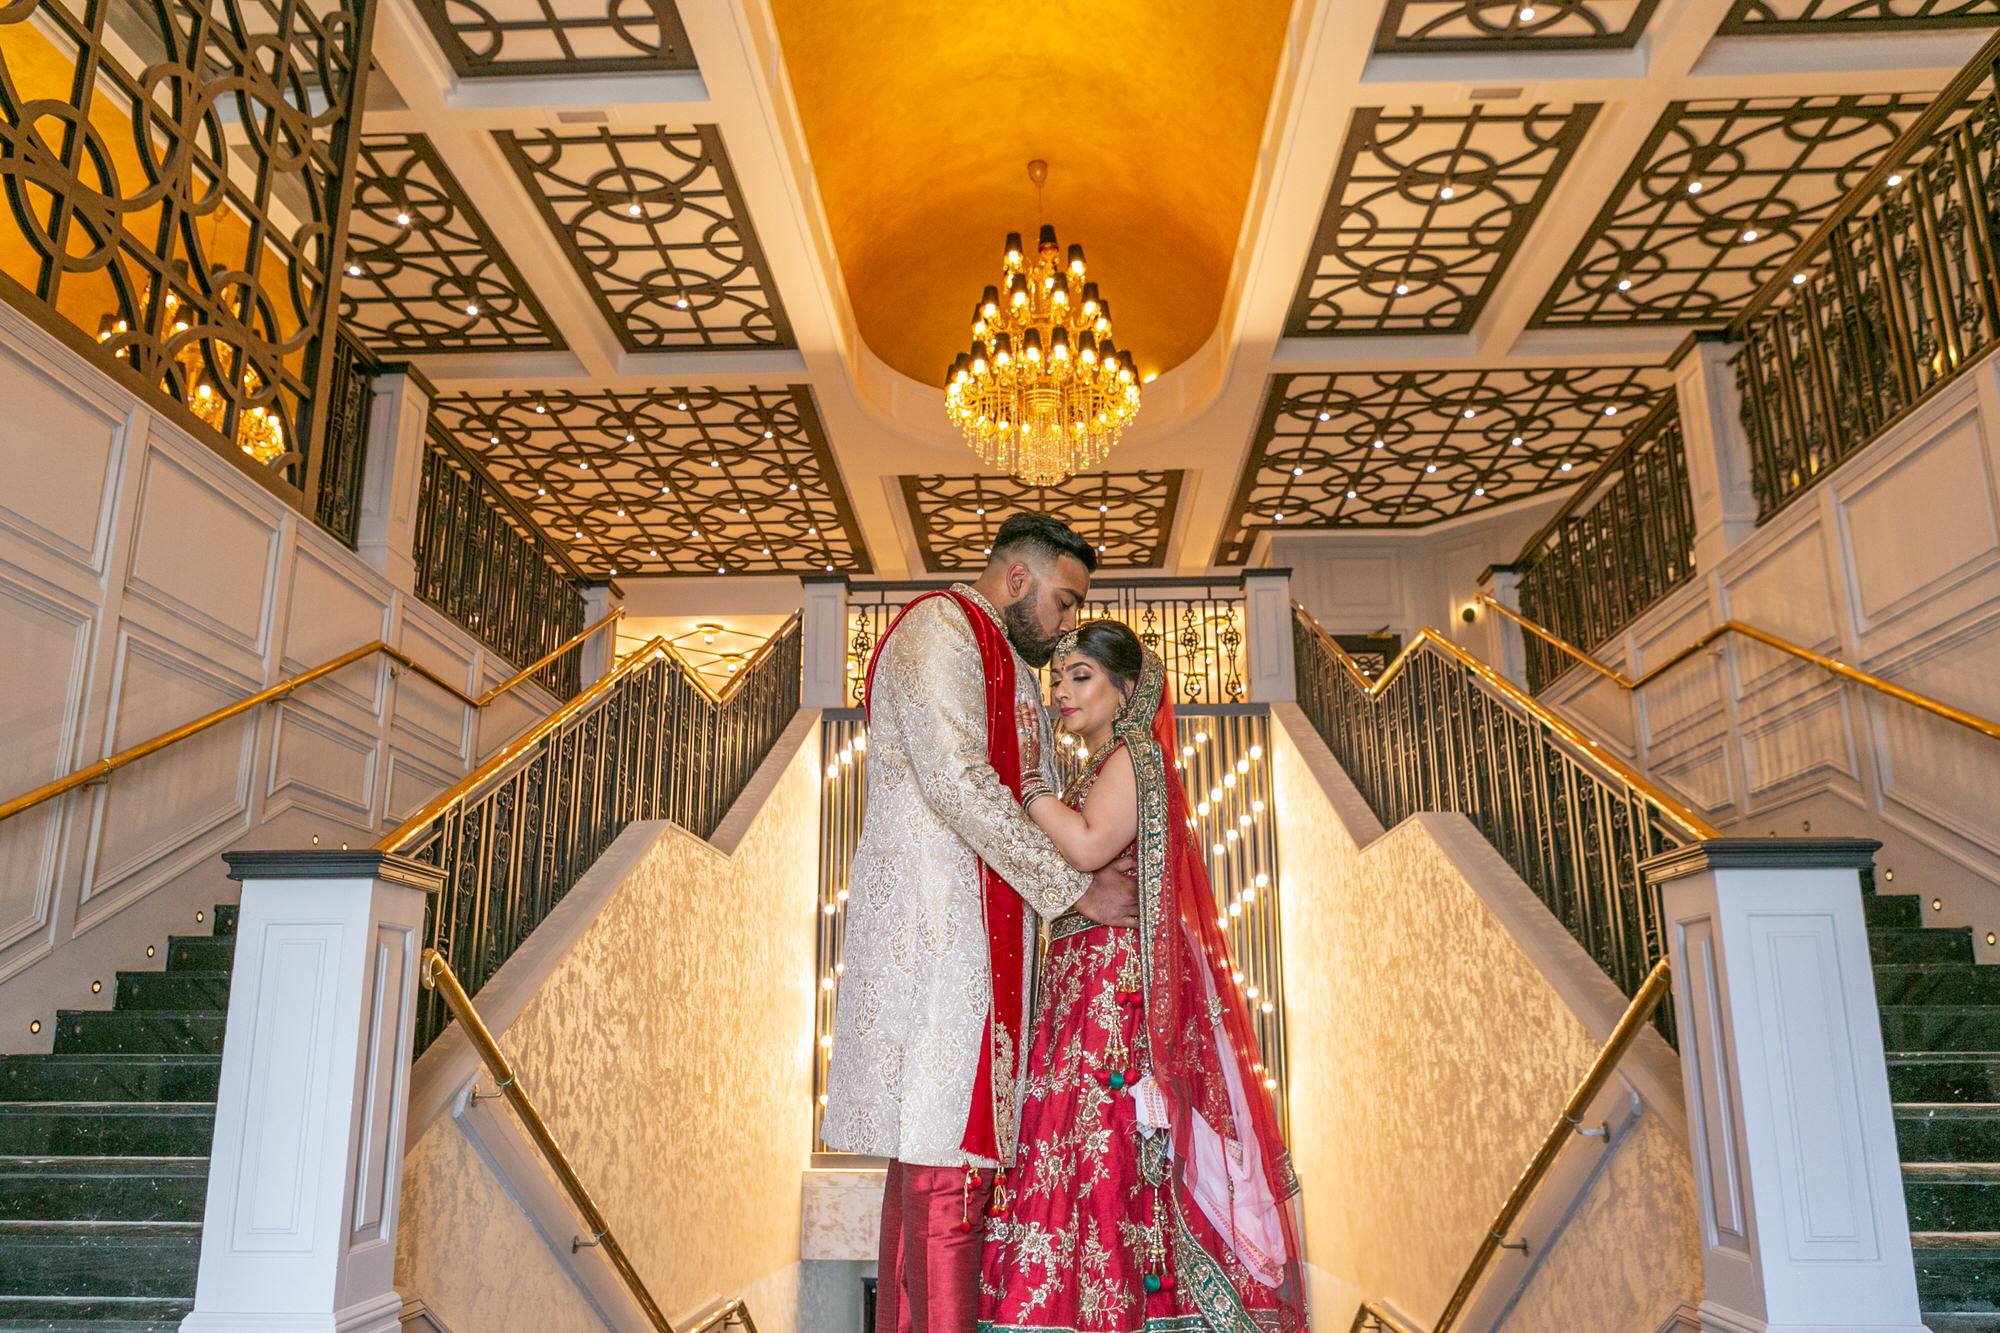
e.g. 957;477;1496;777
864;590;1028;1163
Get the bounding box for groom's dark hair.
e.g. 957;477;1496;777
990;512;1098;573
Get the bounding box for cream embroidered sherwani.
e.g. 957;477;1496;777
821;585;1089;1168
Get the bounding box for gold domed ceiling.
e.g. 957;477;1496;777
769;0;1294;387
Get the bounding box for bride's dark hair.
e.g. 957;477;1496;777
1068;620;1144;692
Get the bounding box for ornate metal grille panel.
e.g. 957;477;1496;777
1215;366;1675;562
413;429;591;697
409;0;694;78
1720;0;2000;30
341;134;564;353
429;385;870;577
1286;104;1598;337
812;705;1289;1151
496;126;794;352
0;0;368;503
898;471;1184;573
1516;401;1697;692
1292;612;1692;1036
1373;0;1660;49
844;580;1247;710
1534;96;1936;328
314;329;374;548
404;618;802;1052
1732;51;2000;519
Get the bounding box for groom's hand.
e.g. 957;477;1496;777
1075;854;1140;929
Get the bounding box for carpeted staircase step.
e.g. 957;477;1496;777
112;971;229;1013
51;1012;224;1057
1899;1104;2000;1163
1872;927;1976;966
0;1293;192;1331
1905;1162;2000;1232
1881;1005;2000;1052
0;1219;199;1299
1892;1055;2000;1105
163;936;233;973
0;1156;206;1222
0;1056;219;1105
1875;964;2000;1007
1866;893;1924;928
0;1105;214;1158
1913;1232;2000;1313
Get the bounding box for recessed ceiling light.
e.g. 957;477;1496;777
1792;273;1808;285
1394;283;1409;295
1474;487;1485;496
1560;462;1573;471
395;212;410;226
346;264;362;277
789;482;798;491
1373;439;1385;449
626;434;635;442
464;303;478;316
676;298;689;310
1887;173;1903;187
1292;467;1304;477
579;462;589;470
1519;4;1536;17
661;485;671;494
1345;489;1357;499
627;202;641;217
534;404;546;413
1462;408;1476;419
489;436;498;444
1510;436;1523;446
1438;185;1455;200
1686;181;1702;194
1742;229;1758;242
1617;278;1632;291
1603;406;1618;416
1424;463;1438;473
1318;411;1331;422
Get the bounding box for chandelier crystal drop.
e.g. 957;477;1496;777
945;184;1140;486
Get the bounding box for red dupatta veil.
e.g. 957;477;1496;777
1113;647;1309;1331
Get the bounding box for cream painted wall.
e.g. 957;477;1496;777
1271;706;1701;1333
395;719;823;1333
0;299;558;1052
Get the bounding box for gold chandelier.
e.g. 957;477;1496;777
945;162;1140;487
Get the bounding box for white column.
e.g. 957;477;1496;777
355;368;433;594
1645;839;1926;1333
1242;569;1296;704
1477;564;1529;691
800;575;850;709
1674;334;1759;575
580;581;624;684
183;851;443;1333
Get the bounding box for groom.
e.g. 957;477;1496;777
823;512;1139;1333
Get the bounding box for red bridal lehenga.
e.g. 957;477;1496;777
979;649;1309;1333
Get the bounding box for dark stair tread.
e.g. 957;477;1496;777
50;1012;224;1057
0;1219;200;1300
1872;927;1977;964
1916;1317;2000;1333
0;1293;193;1330
110;971;230;1013
1866;892;1924;927
1874;964;2000;1006
0;1156;208;1224
1880;1004;2000;1054
211;904;236;937
0;1104;216;1158
0;1055;220;1105
163;937;233;972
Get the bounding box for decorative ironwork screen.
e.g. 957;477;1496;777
1729;42;2000;521
1292;609;1698;1036
843;580;1248;710
812;705;1290;1152
0;0;370;507
314;328;373;548
400;617;802;1052
1515;400;1697;692
413;428;590;698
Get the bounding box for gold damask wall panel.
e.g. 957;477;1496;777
0;0;369;502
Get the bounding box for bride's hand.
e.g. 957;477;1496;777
1015;698;1043;770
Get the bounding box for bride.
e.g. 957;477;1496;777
979;620;1308;1332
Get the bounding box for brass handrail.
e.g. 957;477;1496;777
684;1298;760;1333
1478;594;2000;744
0;607;623;826
1293;603;1721;840
419;950;680;1333
1351;958;1675;1333
378;612;802;851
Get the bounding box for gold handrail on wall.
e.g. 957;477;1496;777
683;1298;760;1333
377;611;803;852
1477;594;2000;745
0;607;625;826
1351;958;1675;1333
1292;603;1721;841
420;949;693;1333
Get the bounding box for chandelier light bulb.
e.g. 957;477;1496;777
944;164;1141;485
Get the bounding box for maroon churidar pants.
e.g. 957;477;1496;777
876;1159;993;1333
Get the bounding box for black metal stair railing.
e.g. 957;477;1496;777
1732;30;2000;522
384;617;802;1052
1292;607;1720;1035
1514;398;1698;693
412;427;592;698
312;329;375;550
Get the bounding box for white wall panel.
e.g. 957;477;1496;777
0;572;94;950
1735;683;1856;803
384;751;456;826
267;702;379;824
283;541;395;714
0;332;127;573
124;444;282;658
1721;521;1840;694
389;606;477;758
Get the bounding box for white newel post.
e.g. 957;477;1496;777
800;575;850;709
1243;569;1295;704
183;851;444;1333
581;580;624;684
355;367;433;594
1673;333;1759;575
1643;839;1926;1333
1476;564;1529;690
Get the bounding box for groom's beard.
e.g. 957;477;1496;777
1000;591;1062;668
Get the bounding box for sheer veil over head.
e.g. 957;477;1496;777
1080;630;1309;1331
